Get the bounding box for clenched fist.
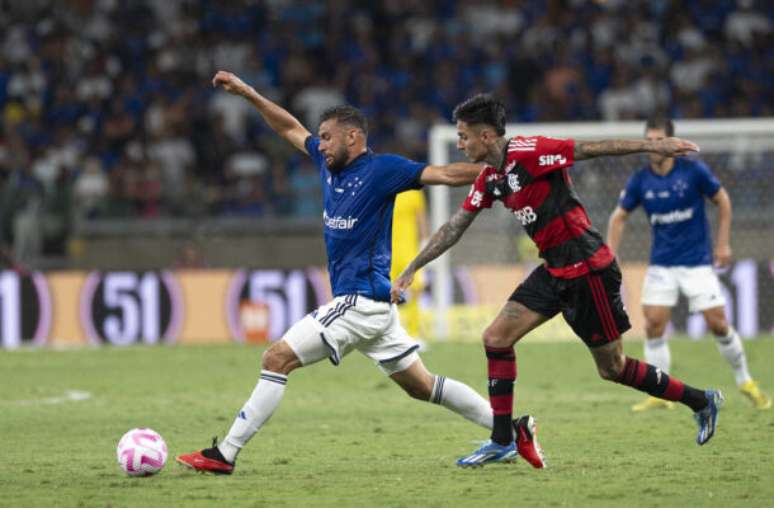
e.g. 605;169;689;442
390;272;415;304
212;70;251;97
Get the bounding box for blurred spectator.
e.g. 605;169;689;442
290;159;323;218
72;157;109;219
724;0;770;47
293;77;347;128
147;125;196;197
0;165;45;260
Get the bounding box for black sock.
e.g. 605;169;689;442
681;387;709;412
615;356;708;412
486;346;517;445
202;445;231;464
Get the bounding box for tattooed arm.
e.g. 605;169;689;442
574;137;699;161
390;208;479;303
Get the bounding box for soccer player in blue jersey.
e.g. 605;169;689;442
607;116;771;411
176;71;546;474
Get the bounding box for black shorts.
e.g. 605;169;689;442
509;262;631;348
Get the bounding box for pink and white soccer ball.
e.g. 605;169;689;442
116;428;168;476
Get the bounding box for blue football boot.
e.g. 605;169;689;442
694;390;724;446
456;440;517;468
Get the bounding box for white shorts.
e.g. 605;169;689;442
282;294;421;376
641;265;726;313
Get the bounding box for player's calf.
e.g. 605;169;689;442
613;356;709;411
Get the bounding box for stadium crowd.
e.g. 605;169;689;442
0;0;771;257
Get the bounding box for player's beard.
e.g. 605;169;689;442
326;147;350;172
469;152;487;164
649;153;667;169
467;147;490;165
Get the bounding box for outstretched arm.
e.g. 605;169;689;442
212;70;311;153
606;206;630;259
574;137;699;161
391;208;478;302
710;187;732;268
419;163;484;186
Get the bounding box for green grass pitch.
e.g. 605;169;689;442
2;338;773;507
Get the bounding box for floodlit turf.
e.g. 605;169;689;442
2;338;773;507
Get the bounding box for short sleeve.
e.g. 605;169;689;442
461;168;495;212
693;159;721;197
618;174;641;211
304;136;325;169
373;154;426;195
507;136;575;178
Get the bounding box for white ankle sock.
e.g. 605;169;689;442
218;370;288;463
431;376;492;429
714;328;751;386
644;337;671;374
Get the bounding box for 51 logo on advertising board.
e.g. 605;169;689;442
80;271;183;346
0;271;51;349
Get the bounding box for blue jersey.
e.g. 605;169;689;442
305;137;425;302
619;157;721;267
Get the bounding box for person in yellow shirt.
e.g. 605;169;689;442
391;189;429;339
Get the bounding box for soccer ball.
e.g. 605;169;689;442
116;428;168;476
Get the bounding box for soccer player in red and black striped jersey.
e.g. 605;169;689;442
391;94;724;467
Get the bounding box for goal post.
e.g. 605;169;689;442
427;118;774;340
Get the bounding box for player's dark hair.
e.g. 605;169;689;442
320;105;368;135
452;94;506;136
645;115;674;136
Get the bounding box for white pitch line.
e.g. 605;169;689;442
6;390;93;405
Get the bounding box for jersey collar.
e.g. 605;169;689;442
333;148;372;177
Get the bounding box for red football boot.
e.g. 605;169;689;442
513;415;546;469
176;438;235;475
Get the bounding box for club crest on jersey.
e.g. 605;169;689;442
508;173;521;193
673;179;688;198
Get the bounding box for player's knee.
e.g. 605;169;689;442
261;344;295;375
707;317;729;336
597;364;620;381
645;320;667;338
596;355;625;381
482;326;512;349
260;347;282;372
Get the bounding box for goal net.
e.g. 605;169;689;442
424;119;774;341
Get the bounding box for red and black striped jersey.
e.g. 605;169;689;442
462;135;614;279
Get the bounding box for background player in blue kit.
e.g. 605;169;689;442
607;116;771;412
176;71;546;474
